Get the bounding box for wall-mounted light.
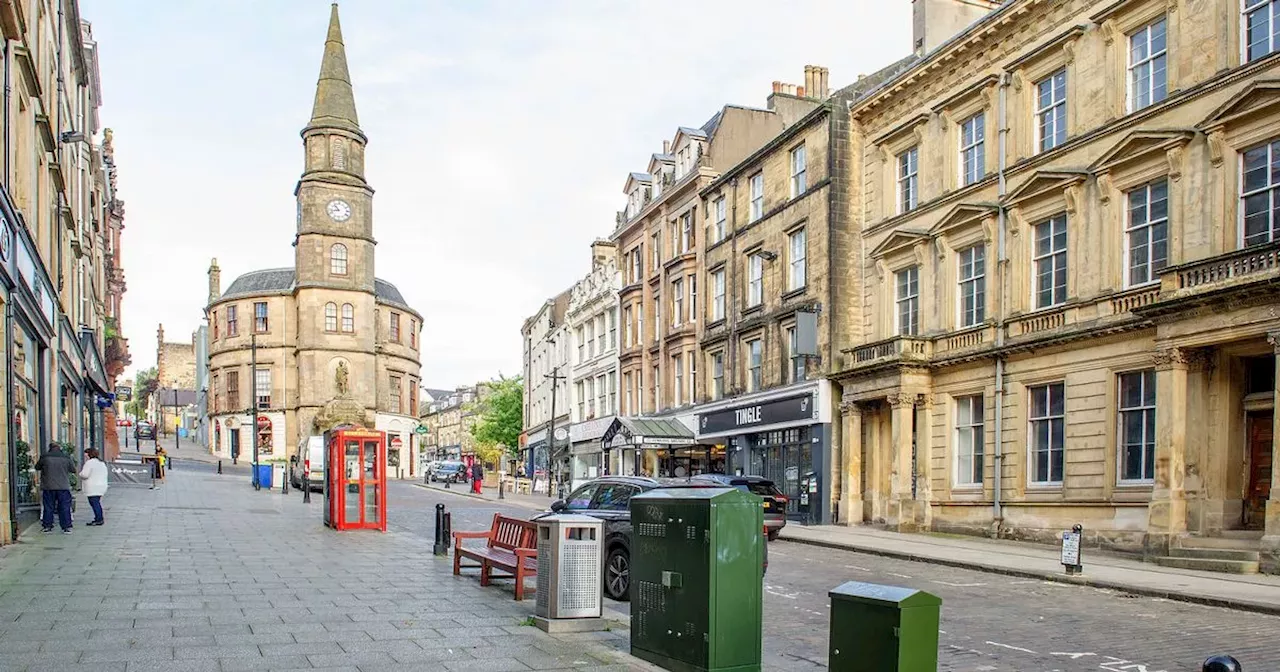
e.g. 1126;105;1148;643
59;130;87;144
757;250;778;262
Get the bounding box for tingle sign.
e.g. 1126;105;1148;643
735;406;763;425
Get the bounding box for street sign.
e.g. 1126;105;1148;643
257;415;271;430
1060;524;1083;575
115;386;132;401
414;425;428;435
390;436;403;449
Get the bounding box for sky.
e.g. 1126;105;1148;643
80;0;911;390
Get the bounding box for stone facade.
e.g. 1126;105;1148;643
521;292;570;481
566;241;622;485
828;0;1280;570
156;324;196;390
204;6;423;474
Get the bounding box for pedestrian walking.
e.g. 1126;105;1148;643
471;462;483;495
35;442;74;534
79;448;108;526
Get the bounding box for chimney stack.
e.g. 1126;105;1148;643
913;0;1002;56
207;258;221;306
589;239;618;271
662;140;670;154
804;66;815;97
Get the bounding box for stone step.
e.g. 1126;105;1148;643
1152;555;1260;574
1174;535;1263;551
1168;546;1261;562
1219;529;1265;540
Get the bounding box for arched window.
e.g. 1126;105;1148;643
324;303;338;332
342;303;355;332
330;243;348;275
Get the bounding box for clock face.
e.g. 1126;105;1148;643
326;199;352;222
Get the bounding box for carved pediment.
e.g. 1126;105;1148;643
870;229;930;259
928;203;999;237
1003;170;1089;209
871;113;930;147
1199;80;1280;131
1090;130;1195;174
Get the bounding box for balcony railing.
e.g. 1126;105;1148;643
848;335;932;367
1007;307;1067;337
1162;242;1280;293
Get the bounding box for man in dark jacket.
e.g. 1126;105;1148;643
35;443;74;533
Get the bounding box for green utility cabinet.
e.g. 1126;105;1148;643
828;581;941;672
629;487;764;672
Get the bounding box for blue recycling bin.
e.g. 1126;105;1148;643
253;464;273;488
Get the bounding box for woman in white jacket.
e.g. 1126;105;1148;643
79;448;108;526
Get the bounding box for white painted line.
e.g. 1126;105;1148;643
1050;652;1096;659
985;641;1038;655
887;572;913;579
842;564;871;572
931;580;987;587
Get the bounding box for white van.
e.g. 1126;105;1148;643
290;435;325;491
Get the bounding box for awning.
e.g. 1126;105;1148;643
570;415;616;443
601;417;697;448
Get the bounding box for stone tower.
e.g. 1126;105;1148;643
293;3;379;430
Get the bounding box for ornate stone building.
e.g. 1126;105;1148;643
566;241;621;489
204;5;423;470
830;0;1280;572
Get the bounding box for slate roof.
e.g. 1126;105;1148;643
700;110;723;137
678;125;708;139
220;268;413;311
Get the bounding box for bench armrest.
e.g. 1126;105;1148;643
514;548;538;559
452;531;492;542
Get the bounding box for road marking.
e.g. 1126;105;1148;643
842;565;871;572
931;580;986;587
764;585;799;600
985;641;1037;654
887;572;913;579
1050;652;1096;660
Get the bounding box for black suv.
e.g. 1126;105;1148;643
689;474;788;541
541;475;768;601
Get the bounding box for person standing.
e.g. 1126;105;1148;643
151;446;168;489
35;442;74;534
471;462;483;494
79;448;109;526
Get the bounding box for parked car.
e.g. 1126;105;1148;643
689;474;787;541
538;476;768;602
289;435;325;491
135;422;155;440
429;461;466;483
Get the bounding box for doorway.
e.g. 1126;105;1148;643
230;428;241;461
1245;411;1273;530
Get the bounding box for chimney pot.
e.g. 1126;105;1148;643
797;85;806;97
663;140;670;154
819;66;829;98
803;65;815;96
772;80;781;93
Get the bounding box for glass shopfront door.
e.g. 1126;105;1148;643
748;427;812;516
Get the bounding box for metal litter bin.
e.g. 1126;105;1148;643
535;514;604;620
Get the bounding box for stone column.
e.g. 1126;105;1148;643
888;392;917;530
1264;335;1280;572
1147;347;1190;556
839;401;863;526
914;395;933;530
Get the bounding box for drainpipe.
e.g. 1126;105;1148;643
726;177;741;471
993;72;1010;528
3;39;10;184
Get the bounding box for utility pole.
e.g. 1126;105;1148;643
250;333;260;490
544;365;566;499
174;388;181;450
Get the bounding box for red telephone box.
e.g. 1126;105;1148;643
323;428;387;532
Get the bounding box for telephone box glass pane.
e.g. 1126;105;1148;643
364;440;380;524
345;440;360;522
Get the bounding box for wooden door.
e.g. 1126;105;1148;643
1244;412;1273;529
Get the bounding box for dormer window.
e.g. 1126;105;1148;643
628;188;642;217
676;145;691;179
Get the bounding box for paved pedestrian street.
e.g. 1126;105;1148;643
0;463;649;672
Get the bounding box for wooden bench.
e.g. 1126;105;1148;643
452;513;538;600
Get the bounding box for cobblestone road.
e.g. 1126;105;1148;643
394;482;1280;672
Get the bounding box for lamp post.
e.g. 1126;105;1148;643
173;388;180;450
250;333;259;490
545;365;566;499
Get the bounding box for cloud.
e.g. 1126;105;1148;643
80;0;910;388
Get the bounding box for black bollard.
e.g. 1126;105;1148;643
443;511;452;550
444;474;451;489
498;476;505;500
302;470;311;503
1203;655;1243;672
217;460;222;475
282;468;289;495
433;503;447;555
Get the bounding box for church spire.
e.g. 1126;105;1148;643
308;3;360;133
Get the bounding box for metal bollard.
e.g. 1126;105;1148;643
498;477;505;500
217;460;222;475
443;511;452;550
282;469;289;495
444;475;450;489
1203;655;1243;672
433;503;448;555
302;470;311;503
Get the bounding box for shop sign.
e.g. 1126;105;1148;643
0;213;11;262
115;386;132;401
390;435;403;449
698;393;815;435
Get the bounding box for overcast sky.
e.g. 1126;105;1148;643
81;0;911;390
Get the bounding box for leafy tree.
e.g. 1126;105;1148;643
126;367;158;417
468;376;523;458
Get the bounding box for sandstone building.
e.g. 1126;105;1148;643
204;5;423;472
830;0;1280;571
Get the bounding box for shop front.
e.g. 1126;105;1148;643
695;379;835;524
599;416;698;478
568;415;613;490
0;207;15;544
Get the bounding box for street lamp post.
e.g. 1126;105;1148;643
545;365;566;499
173;388;181;451
250;333;260;490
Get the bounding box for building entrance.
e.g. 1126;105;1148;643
1245;411;1273;530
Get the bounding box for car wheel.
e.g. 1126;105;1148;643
604;547;630;602
767;529;780;542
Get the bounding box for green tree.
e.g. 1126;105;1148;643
468;376;523;457
125;367;158;418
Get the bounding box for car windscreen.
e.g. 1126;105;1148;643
734;481;783;497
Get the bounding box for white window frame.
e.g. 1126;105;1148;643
652;232;661;270
672;278;684;327
1035;69;1068;153
897;147;919;213
624;372;633;414
1128;17;1168;112
954;394;984;487
673;354;684;407
1033;215;1068;309
1244;0;1280;63
788;228;807;291
959;112;985;186
577;326;586;363
623;306;633;346
712;351;724;400
895;266;920;336
1028;382;1066;486
1125;180;1169;287
747;339;763;392
255;368;271;410
750;172;764;221
1117;370;1157;484
1240;139;1280;247
790;143;807;198
748;254;764;307
712;269;726;321
714;197;727;242
680;210;693;253
786;326;803;383
957;245;986;328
